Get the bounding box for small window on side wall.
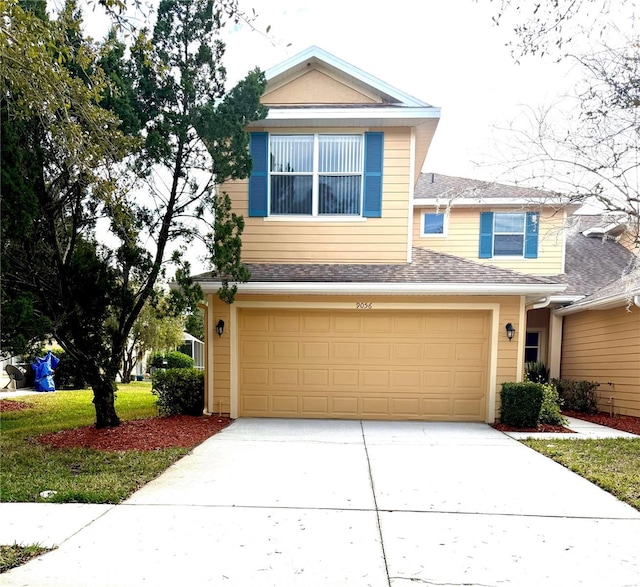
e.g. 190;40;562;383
421;212;447;237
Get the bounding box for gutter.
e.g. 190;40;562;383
554;291;640;315
196;280;565;298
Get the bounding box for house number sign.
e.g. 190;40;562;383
355;302;373;310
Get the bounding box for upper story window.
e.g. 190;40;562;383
479;211;539;259
248;132;384;219
494;212;525;255
270;134;363;216
421;212;447;237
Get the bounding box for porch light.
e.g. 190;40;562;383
505;323;516;341
216;319;225;337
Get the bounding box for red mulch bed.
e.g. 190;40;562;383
492;422;574;433
36;415;232;451
563;410;640;436
492;411;640;435
0;399;34;412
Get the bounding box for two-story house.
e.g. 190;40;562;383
193;46;639;422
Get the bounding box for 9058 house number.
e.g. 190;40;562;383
355;302;373;310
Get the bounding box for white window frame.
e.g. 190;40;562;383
493;212;526;257
524;329;546;365
268;133;364;219
420;211;448;237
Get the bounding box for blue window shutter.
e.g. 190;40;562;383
248;132;268;217
363;132;384;218
525;212;539;259
479;212;494;258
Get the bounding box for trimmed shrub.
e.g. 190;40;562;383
538;382;566;425
148;351;194;371
152;368;204;416
525;361;550;384
553;378;599;413
500;382;544;428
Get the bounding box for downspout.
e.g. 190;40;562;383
198;301;212;415
531;297;551;310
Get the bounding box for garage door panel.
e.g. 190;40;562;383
332;370;359;386
363;315;392;333
238;309;489;421
362;397;390;415
362;342;391;360
273;314;300;332
391;370;421;389
362;370;391;387
424;343;453;360
455;343;486;362
272;369;299;386
241;368;269;385
332;342;360;360
273;341;299;359
393;343;422;361
302;369;329;386
453;397;484;418
242;341;269;359
302;341;330;359
272;395;299;413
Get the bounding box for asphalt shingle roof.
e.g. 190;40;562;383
195;248;554;286
556;216;637;296
414;173;562;202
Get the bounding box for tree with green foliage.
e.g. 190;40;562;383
1;0;267;427
120;291;185;383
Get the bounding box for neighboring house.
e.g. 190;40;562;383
193;46;639;422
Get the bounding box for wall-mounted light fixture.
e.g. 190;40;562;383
216;319;225;337
505;322;516;342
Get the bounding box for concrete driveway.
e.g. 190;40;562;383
1;419;639;586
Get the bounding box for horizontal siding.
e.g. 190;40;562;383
561;307;640;417
224;127;412;263
210;297;231;415
413;208;565;275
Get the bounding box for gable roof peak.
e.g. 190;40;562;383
265;45;431;108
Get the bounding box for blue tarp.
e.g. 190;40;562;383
32;351;59;392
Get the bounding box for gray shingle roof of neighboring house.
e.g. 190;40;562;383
554;215;637;297
196;248;554;286
560;233;636;296
414;173;563;202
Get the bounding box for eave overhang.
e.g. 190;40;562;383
197;280;565;304
248;107;441;129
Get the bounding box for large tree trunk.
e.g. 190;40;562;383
92;378;120;428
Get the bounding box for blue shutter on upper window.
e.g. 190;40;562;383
479;212;494;258
362;132;384;218
524;211;539;259
248;132;268;217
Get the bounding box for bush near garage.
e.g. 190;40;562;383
148;351;194;371
538;382;566;425
152;368;204;416
500;382;544;428
553;379;599;413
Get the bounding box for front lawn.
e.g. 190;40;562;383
523;437;640;511
0;384;190;504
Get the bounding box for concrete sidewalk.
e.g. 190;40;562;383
1;419;639;586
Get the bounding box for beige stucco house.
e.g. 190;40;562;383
193;46;639;422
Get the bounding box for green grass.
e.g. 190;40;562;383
0;383;190;504
0;544;51;573
523;438;640;511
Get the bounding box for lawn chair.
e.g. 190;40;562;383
3;364;25;391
